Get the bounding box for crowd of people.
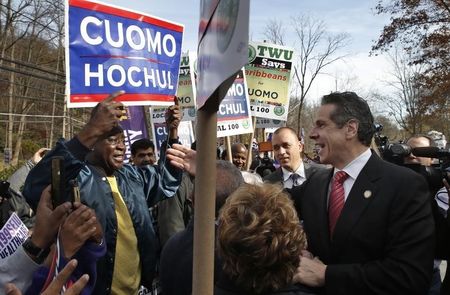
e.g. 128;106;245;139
0;91;449;295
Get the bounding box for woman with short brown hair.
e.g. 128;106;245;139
215;183;315;295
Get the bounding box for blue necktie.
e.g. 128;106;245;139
290;173;300;187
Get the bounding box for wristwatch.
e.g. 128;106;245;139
22;237;50;264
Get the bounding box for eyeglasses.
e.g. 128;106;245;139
105;136;126;146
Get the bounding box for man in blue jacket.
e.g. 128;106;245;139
23;91;183;294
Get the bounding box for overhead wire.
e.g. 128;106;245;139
0;120;52;123
0;113;87;125
0;78;65;97
0;93;64;104
0;64;65;84
0;3;92;141
0;56;65;78
0;112;65;118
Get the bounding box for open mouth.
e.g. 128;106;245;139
113;154;124;163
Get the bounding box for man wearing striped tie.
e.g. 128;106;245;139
291;92;435;295
264;127;321;189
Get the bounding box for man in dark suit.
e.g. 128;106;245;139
264;127;320;189
293;92;435;295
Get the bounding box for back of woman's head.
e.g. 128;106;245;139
217;183;307;294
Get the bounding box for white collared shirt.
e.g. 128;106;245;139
282;162;306;189
332;148;372;201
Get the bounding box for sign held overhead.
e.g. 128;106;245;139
66;0;184;108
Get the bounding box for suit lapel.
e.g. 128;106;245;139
331;154;382;249
302;168;334;261
304;163;312;178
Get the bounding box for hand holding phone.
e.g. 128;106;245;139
51;156;65;208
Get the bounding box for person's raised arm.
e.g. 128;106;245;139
166;144;196;177
77;90;126;149
139;100;184;207
8;148;49;192
165;96;182;141
156;96;183;168
23;92;127;209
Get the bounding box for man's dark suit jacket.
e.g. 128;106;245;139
292;152;435;295
159;220;222;295
434;199;450;294
263;162;321;186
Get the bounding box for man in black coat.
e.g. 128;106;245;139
292;92;435;295
264;127;321;189
159;160;244;295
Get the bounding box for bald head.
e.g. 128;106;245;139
216;160;245;215
231;143;247;170
274;127;298;138
272;127;303;171
191;160;245;216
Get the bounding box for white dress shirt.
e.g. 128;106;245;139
331;148;372;201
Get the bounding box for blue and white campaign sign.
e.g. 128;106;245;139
65;0;184;108
151;121;194;159
217;69;253;137
150;107;167;124
0;213;29;259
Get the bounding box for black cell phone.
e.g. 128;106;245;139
51;156;66;208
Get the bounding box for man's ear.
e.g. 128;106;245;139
298;141;304;153
346;119;359;140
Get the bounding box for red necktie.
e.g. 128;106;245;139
329;171;349;236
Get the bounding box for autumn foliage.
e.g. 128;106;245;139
373;0;450;135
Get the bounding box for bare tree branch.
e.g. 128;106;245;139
288;15;350;132
263;19;286;46
371;46;426;135
263;15;350;132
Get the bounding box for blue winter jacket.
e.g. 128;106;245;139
23;137;182;294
